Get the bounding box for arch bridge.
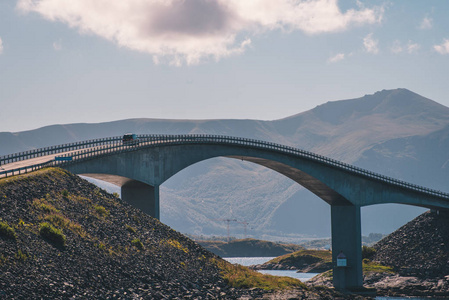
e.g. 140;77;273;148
1;134;448;290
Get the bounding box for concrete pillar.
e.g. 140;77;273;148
121;180;160;219
331;204;363;290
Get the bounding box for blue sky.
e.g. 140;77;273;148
1;0;448;132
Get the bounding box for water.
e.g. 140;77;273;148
223;257;426;299
223;257;319;282
224;257;276;266
376;298;432;300
258;270;318;281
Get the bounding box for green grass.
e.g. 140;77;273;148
32;199;59;214
0;221;17;240
0;254;6;265
94;205;109;217
44;213;70;228
268;249;332;265
15;249;28;261
363;259;394;273
39;222;66;247
61;189;69;197
362;246;376;259
0;168;63;186
44;213;86;237
165;239;189;253
131;238;144;250
125;225;137;234
213;258;307;291
314;259;394;281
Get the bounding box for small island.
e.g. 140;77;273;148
251;249;332;273
197;238;304;258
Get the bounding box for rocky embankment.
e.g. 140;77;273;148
309;210;449;298
251;250;332;273
368;210;449;297
373;210;449;278
198;239;303;258
0;168;351;299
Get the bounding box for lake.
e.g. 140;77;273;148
223;257;319;281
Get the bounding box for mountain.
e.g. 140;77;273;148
1;88;448;239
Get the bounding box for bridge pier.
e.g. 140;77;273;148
331;204;363;290
121;180;160;219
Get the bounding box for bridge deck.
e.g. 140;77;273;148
1;134;448;200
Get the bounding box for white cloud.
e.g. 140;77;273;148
53;40;62;51
17;0;383;65
390;40;402;54
419;16;432;30
0;37;3;54
327;53;345;63
434;39;449;55
363;33;379;54
391;40;420;54
406;41;420;54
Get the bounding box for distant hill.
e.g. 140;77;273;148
197;238;304;257
1;88;448;239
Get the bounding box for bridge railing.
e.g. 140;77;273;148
1;134;448;199
0;136;122;166
0;160;55;178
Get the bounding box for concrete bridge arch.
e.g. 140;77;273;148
59;136;449;290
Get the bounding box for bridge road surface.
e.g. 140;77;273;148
0;139;160;178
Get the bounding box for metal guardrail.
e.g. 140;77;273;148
0;160;55;178
0;137;121;166
1;134;448;199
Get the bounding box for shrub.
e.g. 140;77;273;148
32;199;59;213
94;205;109;217
112;192;120;198
62;189;69;197
39;222;66;247
0;221;17;240
165;239;189;253
45;214;70;228
362;246;376;259
131;238;144;250
95;242;106;250
362;260;394;274
15;249;27;261
126;225;137;234
44;214;86;237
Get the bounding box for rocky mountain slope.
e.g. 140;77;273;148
1;88;448;238
373;210;449;278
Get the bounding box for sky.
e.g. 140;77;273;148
1;0;449;132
